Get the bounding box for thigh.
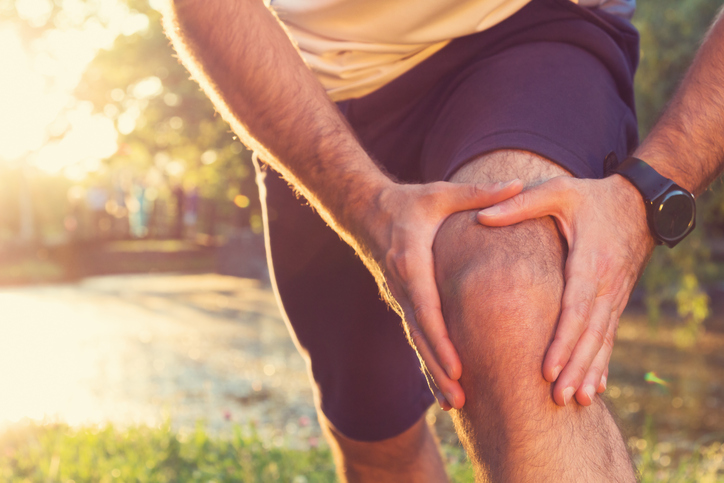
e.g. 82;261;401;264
421;38;637;183
259;165;434;442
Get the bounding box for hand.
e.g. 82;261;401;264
366;179;523;410
477;175;655;406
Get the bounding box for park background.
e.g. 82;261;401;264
1;0;724;481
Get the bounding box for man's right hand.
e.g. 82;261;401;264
165;0;526;411
362;179;523;410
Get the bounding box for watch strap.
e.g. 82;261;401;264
613;157;673;202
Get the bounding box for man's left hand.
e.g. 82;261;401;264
477;174;655;406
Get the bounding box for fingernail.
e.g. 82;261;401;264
445;392;458;408
478;206;500;216
562;387;574;406
551;365;562;381
444;364;456;380
501;179;519;188
600;375;607;391
584;385;596;403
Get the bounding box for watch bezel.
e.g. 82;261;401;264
647;187;696;248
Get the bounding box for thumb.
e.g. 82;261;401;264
476;176;572;227
442;179;524;212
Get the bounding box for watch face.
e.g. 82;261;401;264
653;190;695;241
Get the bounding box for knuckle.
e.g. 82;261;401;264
425;182;447;199
594;256;614;277
431;335;451;357
412;302;432;323
588;324;607;346
387;250;409;279
570;363;588;382
509;191;529;209
408;326;425;348
548;176;568;191
554;337;577;359
568;302;590;326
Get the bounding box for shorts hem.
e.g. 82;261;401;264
321;390;435;442
442;130;600;182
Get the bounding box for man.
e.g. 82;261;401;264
163;0;721;480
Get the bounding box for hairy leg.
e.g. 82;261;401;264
434;150;635;482
319;412;449;483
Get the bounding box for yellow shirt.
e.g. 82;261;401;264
271;0;635;101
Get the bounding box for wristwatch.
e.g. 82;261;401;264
611;155;696;248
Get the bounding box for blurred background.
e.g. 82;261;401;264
1;0;724;481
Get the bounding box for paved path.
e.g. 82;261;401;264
0;274;321;447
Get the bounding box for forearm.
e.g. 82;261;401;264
635;8;724;195
163;0;393;255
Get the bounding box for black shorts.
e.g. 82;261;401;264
257;0;639;441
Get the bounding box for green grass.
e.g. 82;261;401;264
1;420;721;482
0;421;472;483
634;415;724;483
0;421;335;483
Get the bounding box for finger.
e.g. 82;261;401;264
440;179;524;213
406;316;465;409
400;247;463;382
477;177;572;227
575;311;617;406
599;365;609;394
421;362;453;411
598;360;610;394
542;270;597;383
396;242;467;407
554;295;615;406
598;298;630;394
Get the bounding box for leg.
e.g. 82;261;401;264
320;412;449;483
258;165;447;482
434;150;635;482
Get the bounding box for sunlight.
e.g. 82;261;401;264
0;26;52;160
0;1;150;178
0;289;158;428
33;103;118;176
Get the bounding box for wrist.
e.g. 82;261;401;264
607;173;657;248
331;165;397;255
632;144;696;195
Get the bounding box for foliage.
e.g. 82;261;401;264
635;415;724;482
72;0;261;230
634;0;724;334
0;0;262;240
0;421;477;483
0;421;334;483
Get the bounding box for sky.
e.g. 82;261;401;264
0;0;153;179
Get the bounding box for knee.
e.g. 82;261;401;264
433;209;566;386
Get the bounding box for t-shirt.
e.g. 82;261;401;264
270;0;636;101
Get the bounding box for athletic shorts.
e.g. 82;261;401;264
256;0;639;441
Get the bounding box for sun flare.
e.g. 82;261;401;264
0;1;150;178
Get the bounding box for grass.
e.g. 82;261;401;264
0;421;335;483
0;421;472;483
0;420;722;482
